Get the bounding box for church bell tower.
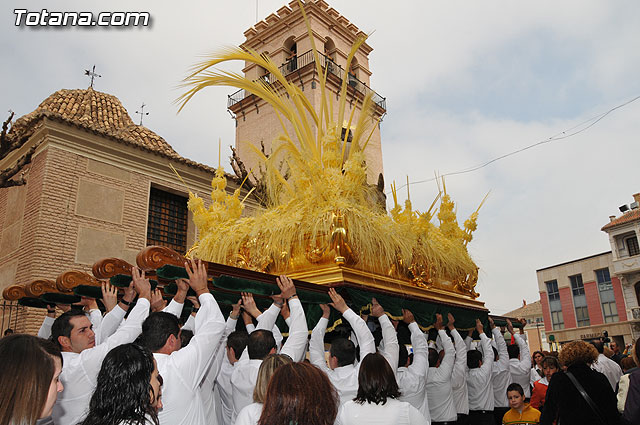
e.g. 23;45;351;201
227;0;386;184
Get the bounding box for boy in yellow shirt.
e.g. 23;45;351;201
502;383;541;425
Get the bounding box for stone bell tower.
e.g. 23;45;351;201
227;0;386;184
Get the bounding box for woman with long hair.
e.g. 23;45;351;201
540;340;619;425
0;334;63;425
78;343;162;425
235;354;292;425
258;362;338;425
336;352;428;425
530;350;545;387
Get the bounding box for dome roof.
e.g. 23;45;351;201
10;87;193;164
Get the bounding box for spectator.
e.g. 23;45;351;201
235;354;292;425
530;356;559;410
540;340;619;425
502;383;540;425
78;343;162;425
617;340;639;422
592;341;623;391
620;357;637;374
610;341;625;365
0;334;63;425
336;352;428;425
259;362;338;425
530;351;544;387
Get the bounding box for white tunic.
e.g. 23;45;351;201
234;402;262;425
397;322;430;421
309;308;375;404
491;327;510;408
231;298;308;420
426;329;457;422
467;333;494;411
52;298;150;425
592;353;623;391
155;292;226;425
508;334;532;398
450;329;469;416
336;399;429;425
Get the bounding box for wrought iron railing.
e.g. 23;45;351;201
227;50;386;111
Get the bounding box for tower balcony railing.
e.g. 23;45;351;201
227;50;386;111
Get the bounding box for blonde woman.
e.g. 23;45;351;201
235;354;292;425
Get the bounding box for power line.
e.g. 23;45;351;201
389;94;640;194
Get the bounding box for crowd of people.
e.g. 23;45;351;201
0;259;639;425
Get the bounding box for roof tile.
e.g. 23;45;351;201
601;208;640;231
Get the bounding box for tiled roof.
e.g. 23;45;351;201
504;300;542;318
602;208;640;231
9;88;214;173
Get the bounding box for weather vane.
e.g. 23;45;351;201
84;65;101;89
135;103;149;126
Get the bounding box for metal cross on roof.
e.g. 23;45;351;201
84;65;101;88
135;103;149;126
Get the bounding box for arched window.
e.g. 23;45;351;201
348;57;359;90
324;38;337;76
283;36;297;73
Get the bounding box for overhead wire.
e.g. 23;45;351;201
388;94;640;194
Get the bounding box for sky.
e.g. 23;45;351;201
3;0;640;315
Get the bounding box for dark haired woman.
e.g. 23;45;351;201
0;334;63;425
258;362;338;425
78;343;162;425
336;352;428;425
530;350;545;387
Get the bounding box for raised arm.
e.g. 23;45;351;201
477;319;493;378
80;267;151;378
405;309;428;377
507;319;531;373
95;282;126;344
329;288;375;360
433;314;455;380
490;317;509;373
373;298;398;372
163;278;188;317
278;275;308;362
38;305;57;339
449;313;467;389
309;303;331;373
169;259;226;390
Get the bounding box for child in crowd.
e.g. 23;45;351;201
502;383;540;425
530;356;560;410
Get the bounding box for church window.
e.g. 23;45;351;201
146;187;188;254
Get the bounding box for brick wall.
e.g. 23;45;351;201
584;280;604;325
559;286;577;328
612;276;627;321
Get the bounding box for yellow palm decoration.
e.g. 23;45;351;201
178;0;484;296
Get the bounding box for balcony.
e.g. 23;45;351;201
612;255;640;276
227;49;386;112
